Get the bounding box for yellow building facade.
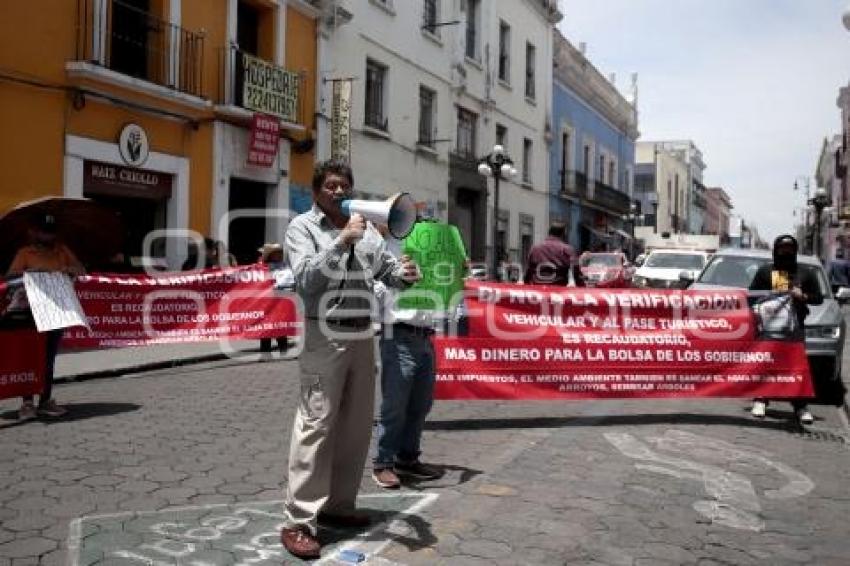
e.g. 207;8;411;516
0;0;319;269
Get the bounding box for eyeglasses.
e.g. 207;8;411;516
322;180;351;192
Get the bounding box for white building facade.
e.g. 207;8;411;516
315;0;562;265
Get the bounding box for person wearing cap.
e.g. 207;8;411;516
749;234;822;425
257;243;291;355
279;160;420;559
6;214;85;420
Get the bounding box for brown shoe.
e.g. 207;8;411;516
280;526;320;559
372;468;401;489
37;400;67;418
18;402;36;421
318;511;372;528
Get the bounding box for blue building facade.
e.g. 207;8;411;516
549;33;638;253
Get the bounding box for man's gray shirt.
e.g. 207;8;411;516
284;205;409;321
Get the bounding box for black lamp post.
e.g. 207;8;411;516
622;200;642;260
808;186;832;261
478;145;517;280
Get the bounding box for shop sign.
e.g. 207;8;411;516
84;160;173;200
330;79;352;162
118;123;150;167
241;52;300;124
247;113;280;168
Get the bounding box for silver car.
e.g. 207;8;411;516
689;248;845;390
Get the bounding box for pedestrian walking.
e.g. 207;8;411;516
523;221;585;286
749;234;821;425
6;214;85;420
279;160;420;559
827;249;850;295
371;222;465;489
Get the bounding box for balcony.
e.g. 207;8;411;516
218;46;303;127
557;170;589;200
839;204;850;221
592;181;631;215
73;0;205;99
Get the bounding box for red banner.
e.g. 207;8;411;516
435;282;813;400
0;330;45;400
63;265;301;348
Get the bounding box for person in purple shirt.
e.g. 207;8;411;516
523;222;585;286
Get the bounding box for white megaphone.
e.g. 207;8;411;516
339;192;419;239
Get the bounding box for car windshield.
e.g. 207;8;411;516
644;252;705;270
580;254;620;267
698;255;832;297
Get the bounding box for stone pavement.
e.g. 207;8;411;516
2;353;850;565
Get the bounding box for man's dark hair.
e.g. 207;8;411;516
548;221;567;238
312;159;354;192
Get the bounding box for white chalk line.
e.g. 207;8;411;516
66;493;439;566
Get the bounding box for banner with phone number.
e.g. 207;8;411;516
434;281;813;400
63;265;301;348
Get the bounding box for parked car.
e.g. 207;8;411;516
579;252;634;288
632;249;709;289
690;248;846;404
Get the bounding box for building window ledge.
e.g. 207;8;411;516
422;28;444;47
465;56;483;71
525;95;537;107
416;143;439;157
213;104;305;132
369;0;396;16
521;181;534;190
66;61;211;113
361;125;391;140
498;78;512;91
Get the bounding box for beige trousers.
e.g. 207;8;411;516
283;320;376;535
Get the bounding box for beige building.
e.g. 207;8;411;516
635;142;689;234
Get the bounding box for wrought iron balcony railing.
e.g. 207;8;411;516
592;181;631;215
75;0;205;97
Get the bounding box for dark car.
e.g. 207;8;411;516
691;248;846;402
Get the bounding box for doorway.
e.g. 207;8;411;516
86;193;166;271
110;0;151;80
228;178;270;265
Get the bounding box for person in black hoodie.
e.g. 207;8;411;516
748;234;822;424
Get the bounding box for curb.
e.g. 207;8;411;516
54;349;294;384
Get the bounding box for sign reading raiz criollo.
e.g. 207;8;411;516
241;52;300;124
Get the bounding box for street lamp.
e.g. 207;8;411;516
621;200;642;259
809;187;832;261
478;144;517;280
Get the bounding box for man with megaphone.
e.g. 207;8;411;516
279;160;420;559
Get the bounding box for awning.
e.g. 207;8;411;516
613;229;632;240
581;223;612;240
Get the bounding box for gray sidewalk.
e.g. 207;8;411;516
54;340;292;382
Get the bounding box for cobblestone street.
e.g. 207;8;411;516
2;350;849;565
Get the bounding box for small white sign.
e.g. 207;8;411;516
118;123;150;167
23;272;90;332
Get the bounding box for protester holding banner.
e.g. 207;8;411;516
371;221;466;489
6;214;85;420
279;160;420;559
749;234;822;424
523;221;585;287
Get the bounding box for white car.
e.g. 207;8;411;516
632;249;709;289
